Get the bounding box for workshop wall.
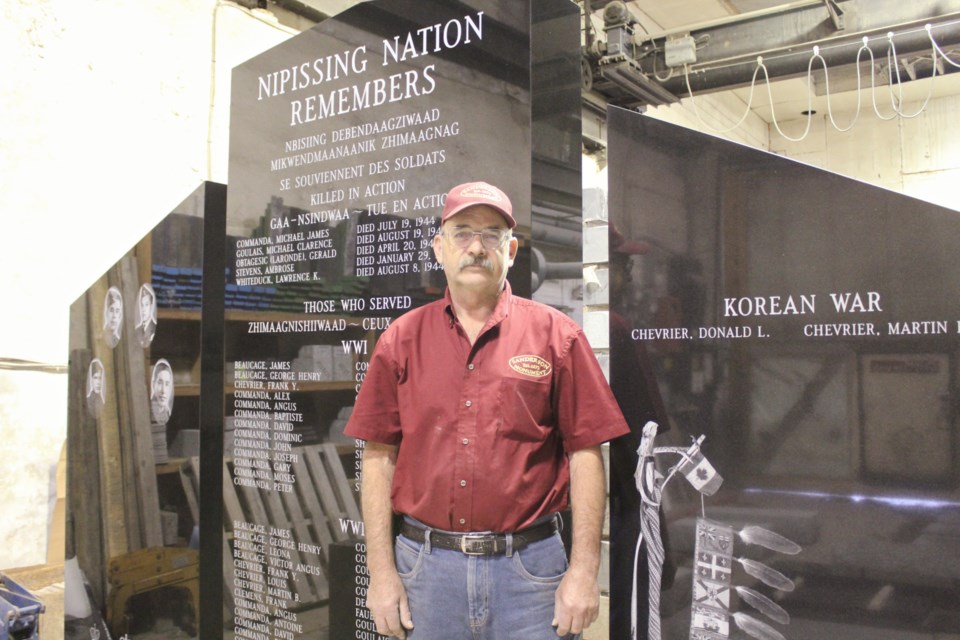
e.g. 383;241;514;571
0;0;298;569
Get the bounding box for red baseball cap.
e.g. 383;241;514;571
441;181;516;228
610;225;649;255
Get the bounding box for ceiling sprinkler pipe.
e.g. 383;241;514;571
659;18;960;96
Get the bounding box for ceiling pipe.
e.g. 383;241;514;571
589;0;960;102
657;17;960;96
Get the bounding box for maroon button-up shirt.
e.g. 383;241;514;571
345;282;630;533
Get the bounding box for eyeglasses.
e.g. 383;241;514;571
444;228;510;250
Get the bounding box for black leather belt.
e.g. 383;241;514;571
399;518;559;556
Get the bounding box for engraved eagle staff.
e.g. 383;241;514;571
633;423;724;640
632;421;665;640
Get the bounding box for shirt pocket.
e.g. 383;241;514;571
497;377;553;442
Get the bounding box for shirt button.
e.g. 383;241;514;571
460;480;467;487
465;400;472;408
459;518;466;525
468;363;475;370
462;438;469;445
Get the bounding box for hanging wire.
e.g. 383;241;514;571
857;42;898;121
651;46;676;82
929;22;960;68
682;61;763;134
883;31;938;118
676;20;960;140
885;36;911;115
763;55;816;141
812;44;861;132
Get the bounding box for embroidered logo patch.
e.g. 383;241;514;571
508;355;551;378
460;183;504;202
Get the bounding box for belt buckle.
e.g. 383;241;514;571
460;535;493;555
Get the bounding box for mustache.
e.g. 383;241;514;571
458;255;493;271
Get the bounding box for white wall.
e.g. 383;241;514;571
767;94;960;212
650;88;960;213
0;0;302;569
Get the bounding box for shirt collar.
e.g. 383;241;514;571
443;280;513;331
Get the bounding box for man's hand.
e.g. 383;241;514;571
552;566;600;636
367;568;414;639
553;445;606;636
360;441;412;638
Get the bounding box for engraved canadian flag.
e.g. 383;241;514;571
678;439;722;496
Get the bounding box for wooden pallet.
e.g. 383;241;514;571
223;443;360;608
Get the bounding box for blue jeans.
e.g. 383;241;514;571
394;524;580;640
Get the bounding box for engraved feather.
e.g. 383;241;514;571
732;612;787;640
736;557;796;592
735;586;791;625
738;526;802;555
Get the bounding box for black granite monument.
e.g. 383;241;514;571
607;108;960;639
223;2;580;638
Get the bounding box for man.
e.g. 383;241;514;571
136;283;158;347
102;286;123;348
150;359;174;425
86;358;105;418
345;181;629;639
